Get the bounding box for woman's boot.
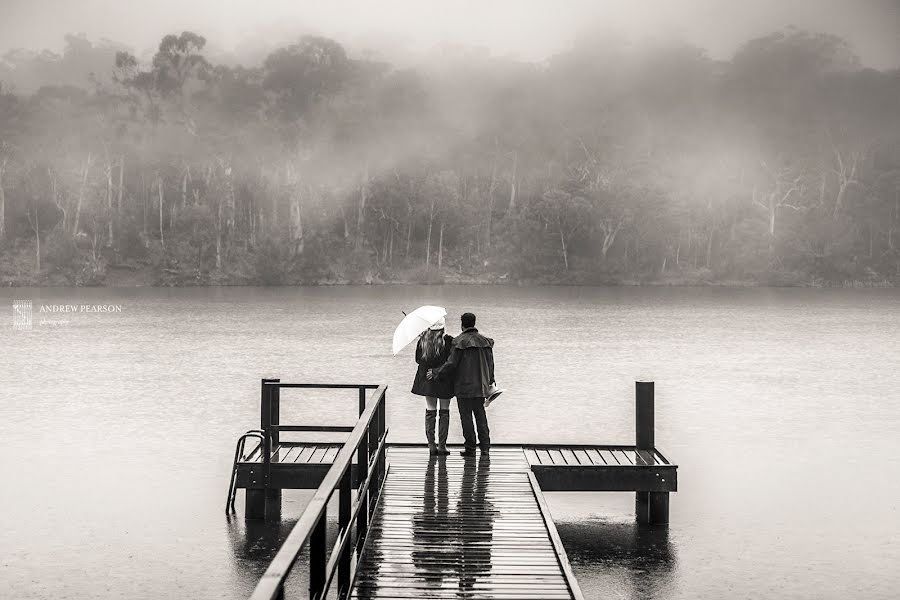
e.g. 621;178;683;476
425;409;437;455
436;409;451;455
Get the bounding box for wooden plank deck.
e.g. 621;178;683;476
236;442;677;493
244;442;345;464
350;447;583;600
522;445;670;466
239;380;676;596
523;445;678;493
235;442;350;490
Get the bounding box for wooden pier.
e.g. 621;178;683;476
230;380;677;600
353;447;582;599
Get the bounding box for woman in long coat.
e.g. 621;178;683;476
411;317;454;455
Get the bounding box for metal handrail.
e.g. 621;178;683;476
227;430;265;513
262;383;381;390
249;384;388;600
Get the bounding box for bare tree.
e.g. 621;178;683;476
26;204;40;272
753;161;806;238
0;147;7;243
104;146;115;245
829;139;864;218
437;221;444;269
355;163;369;253
157;172;165;247
485;143;499;249
425;195;435;269
285;162;305;258
47;166;67;233
539;190;589;270
507;150;517;215
73;152;93;235
117;156;125;231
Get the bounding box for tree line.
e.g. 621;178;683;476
1;28;899;286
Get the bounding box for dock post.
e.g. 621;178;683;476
635;381;668;523
266;379;282;511
636;381;654;451
245;489;266;520
246;378;280;520
356;434;369;543
337;467;352;595
649;490;669;524
635;380;669;524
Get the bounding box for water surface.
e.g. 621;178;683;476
1;286;898;599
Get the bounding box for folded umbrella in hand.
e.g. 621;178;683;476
484;382;506;408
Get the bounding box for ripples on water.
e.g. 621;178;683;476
1;286;899;599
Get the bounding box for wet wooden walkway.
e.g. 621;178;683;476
239;381;675;600
351;447;584;600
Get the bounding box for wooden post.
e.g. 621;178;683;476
355;384;368;495
247;379;273;519
245;401;267;521
309;513;327;598
376;390;386;485
636;381;653;524
635;381;669;524
636;381;654;450
260;378;272;430
264;379;282;511
649;491;670;524
269;380;280;450
245;489;266;520
367;418;377;516
247;378;280;520
338;467;352;595
356;425;369;541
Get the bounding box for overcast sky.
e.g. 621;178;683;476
1;0;899;68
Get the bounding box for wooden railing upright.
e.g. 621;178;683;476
249;383;388;600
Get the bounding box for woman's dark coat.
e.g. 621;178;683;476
411;333;455;399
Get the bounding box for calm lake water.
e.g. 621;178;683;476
1;285;899;599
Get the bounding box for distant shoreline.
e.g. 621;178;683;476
2;264;896;289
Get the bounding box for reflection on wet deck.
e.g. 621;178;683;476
351;447;583;600
238;381;677;599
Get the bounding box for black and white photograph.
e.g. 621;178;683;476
2;1;899;598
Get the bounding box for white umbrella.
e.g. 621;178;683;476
392;305;447;355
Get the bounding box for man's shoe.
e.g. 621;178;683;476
459;450;477;457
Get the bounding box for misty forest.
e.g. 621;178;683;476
1;28;899;287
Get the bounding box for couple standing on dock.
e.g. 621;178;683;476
411;312;498;457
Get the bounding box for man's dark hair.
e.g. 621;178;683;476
461;312;476;328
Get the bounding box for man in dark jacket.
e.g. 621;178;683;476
428;312;494;456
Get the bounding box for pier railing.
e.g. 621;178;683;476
249;383;388;600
